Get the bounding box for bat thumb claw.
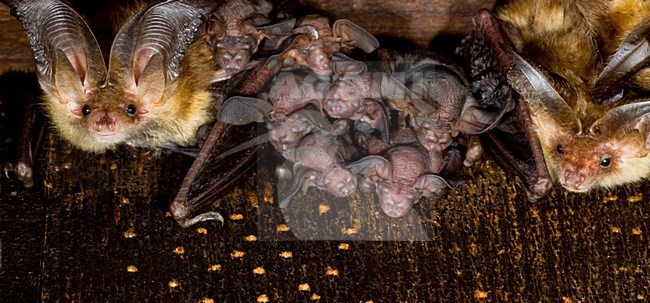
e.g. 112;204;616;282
175;211;225;228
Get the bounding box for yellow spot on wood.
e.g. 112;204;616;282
200;298;215;303
123;229;136;238
325;266;339;276
276;224;290;232
474;290;488;299
627;194;642;203
298;283;311;292
279;251;293;259
310;293;321;300
611;227;621;233
318;204;330;214
208;264;222;272
231;250;245;258
110;163;118;170
165;212;172;217
173;246;185;255
230;214;244;220
126;265;138;272
257;294;269;302
168;279;179;288
120;197;130;205
637;294;645;300
244;235;258;242
253;267;266;275
633;228;642;235
338;243;350;250
196;227;208;235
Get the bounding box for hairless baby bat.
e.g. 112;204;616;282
348;145;456;218
278;132;362;208
205;0;296;81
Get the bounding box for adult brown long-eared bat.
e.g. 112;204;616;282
459;0;650;198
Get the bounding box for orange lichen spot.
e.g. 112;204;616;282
633;228;643;235
230;214;244;220
120;197;130;205
310;294;321;300
173;246;185;255
627;194;643;203
279;251;293;259
244;235;258;242
168;279;180;288
611;227;621;233
276;224;291;232
338;243;350;250
257;294;269;302
165;212;172;217
196;227;208;235
298;283;311;292
231;250;245;258
474;290;489;299
200;298;215;303
208;264;222;272
318;204;331;214
253;267;266;275
325;266;339;276
123;229;137;238
126;265;138;272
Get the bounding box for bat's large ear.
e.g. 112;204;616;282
109;0;215;107
293;108;332;132
218;96;274;125
2;0;107;109
332;19;379;53
380;74;436;114
590;100;650;146
593;17;650;105
347;155;391;182
278;165;320;208
507;50;582;135
331;53;367;76
413;174;457;199
363;99;390;142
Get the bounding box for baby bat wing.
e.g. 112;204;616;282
593;16;650;105
294;108;333;132
413;174;458;199
2;0;106;113
456;96;509;134
258;18;297;52
362;98;390;142
218;96;274;125
278;165;321;208
331;19;380;53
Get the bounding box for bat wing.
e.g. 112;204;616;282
258;18;297;52
457;9;553;201
218;96;274;125
413;174;458;199
593;16;650;105
347;155;392;182
278;165;320;208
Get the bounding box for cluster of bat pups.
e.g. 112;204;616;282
2;0;649;226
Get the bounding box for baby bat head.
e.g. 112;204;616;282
319;166;358;197
214;36;256;73
377;182;419;218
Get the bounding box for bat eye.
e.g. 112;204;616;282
82;105;91;116
600;157;611;168
556;145;564;155
125;104;137;117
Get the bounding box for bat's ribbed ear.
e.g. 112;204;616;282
592;16;650;105
590;100;650;143
108;0;217;107
2;0;107;108
507;49;582;135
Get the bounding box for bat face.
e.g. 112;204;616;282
214;37;256;73
377;182;419;218
324;78;365;119
320;166;357;197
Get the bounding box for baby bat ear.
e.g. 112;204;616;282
294;108;332;132
380;74;436;115
413;174;457;198
362;99;390;142
593;16;650;105
590;100;650;144
506;49;582;135
257;18;297;52
331;54;367;77
278;165;320;208
218;96;274;125
332;19;380;53
347;155;391;182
